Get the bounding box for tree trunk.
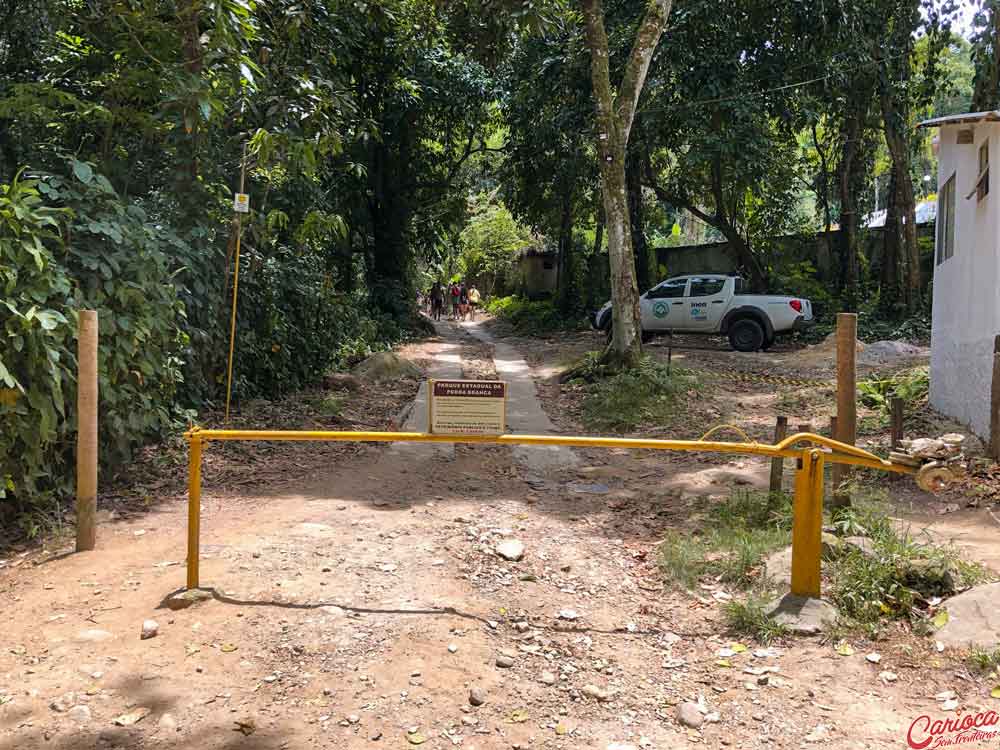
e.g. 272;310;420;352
557;190;575;313
580;0;672;369
369;135;414;320
876;31;919;313
626;145;651;292
837;107;866;311
881;171;901;307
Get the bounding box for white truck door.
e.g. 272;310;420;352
640;277;689;331
685;276;730;331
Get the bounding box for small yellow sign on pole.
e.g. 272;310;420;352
428;379;507;435
233;193;250;213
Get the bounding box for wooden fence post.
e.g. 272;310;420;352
76;310;98;552
890;397;905;450
769;416;788;494
832;313;857;505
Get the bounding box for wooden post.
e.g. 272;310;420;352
769;416;788;494
790;449;825;598
991;335;1000;462
832;313;857;503
890;397;904;450
76;310;98;552
828;415;847;508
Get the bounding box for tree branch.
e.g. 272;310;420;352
615;0;673;144
642;157;718;227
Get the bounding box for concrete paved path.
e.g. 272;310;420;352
389;321;462;460
463;321;578;474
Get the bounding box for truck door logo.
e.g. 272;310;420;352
653;301;669;318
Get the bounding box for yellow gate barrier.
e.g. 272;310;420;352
182;427;915;600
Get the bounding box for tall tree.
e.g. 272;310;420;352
580;0;672;368
972;0;1000;109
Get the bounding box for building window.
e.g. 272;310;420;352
937;173;956;264
978;142;990;201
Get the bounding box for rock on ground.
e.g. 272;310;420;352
765;593;838;635
495;539;525;562
352;352;422;382
937;582;1000;648
166;588;213;610
140;619;159;640
676;701;704;728
68;705;92;723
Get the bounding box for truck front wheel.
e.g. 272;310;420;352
728;318;765;352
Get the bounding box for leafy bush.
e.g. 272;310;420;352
485;295;581;335
1;165;185;532
232;244;403;400
580;356;698;432
857;366;929;414
827;499;992;629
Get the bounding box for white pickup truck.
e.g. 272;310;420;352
590;274;814;352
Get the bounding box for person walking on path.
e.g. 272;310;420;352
468;285;481;321
430;281;444;321
449;282;461;320
458;283;470;321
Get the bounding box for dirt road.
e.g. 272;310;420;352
0;321;994;750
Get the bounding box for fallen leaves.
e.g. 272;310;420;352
835;642;854;657
114;708;151;726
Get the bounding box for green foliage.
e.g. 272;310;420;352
827;498;993;631
723;595;788;644
966;646;1000;674
579;357;698;433
233;245;402;399
0;171;75;520
485;296;580;336
1;164;185;531
457;194;533;295
857;366;929;414
658;490;793;590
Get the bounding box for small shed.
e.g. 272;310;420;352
515;246;558;299
920;110;1000;438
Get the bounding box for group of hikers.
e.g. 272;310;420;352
424;280;481;322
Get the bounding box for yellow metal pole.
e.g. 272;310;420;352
224;144;248;424
186;435;203;590
790;449;825;598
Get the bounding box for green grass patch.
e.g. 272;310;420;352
484;296;582;336
658;490;793;590
579;356;699;433
826;497;994;631
724;595;788;644
967;646;1000;674
318;394;345;417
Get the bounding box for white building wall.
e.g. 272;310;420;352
930;122;1000;438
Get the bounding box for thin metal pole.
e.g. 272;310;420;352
224;143;248;424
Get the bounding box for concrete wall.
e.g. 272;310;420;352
654;227;935;287
516;253;558;300
930;121;1000;438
